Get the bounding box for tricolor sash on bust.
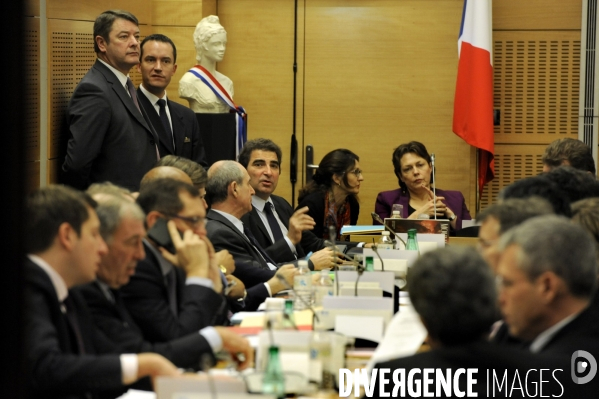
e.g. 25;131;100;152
188;65;247;157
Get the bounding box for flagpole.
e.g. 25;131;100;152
476;148;480;214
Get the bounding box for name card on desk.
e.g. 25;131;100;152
335;270;396;296
314;296;393;331
156;374;247;399
256;330;312;373
335;315;385;342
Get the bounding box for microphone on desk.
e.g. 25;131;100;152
328;225;340;296
201;353;218;399
371;244;385;272
275;274;320;323
431;153;437;220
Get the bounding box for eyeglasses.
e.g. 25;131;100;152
348;168;363;177
167;214;207;228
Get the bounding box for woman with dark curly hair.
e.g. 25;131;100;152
297;149;363;240
374;141;471;231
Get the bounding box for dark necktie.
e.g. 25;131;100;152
63;296;86;354
165;269;178;316
156;99;175;151
126;77;141;113
264;202;284;243
243;225;278;267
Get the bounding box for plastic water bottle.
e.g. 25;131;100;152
293;260;312;310
313;270;334;307
377;231;394;249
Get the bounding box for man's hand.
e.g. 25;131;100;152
203;237;223;294
287;206;316;244
136;353;179;382
159;221;209;279
225;275;246;300
266;264;297;294
214;327;254;370
214;250;235;274
309;248;343;270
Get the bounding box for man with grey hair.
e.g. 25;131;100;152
370;247;569;397
205;161;296;301
476;197;554;271
75;192;252;371
494;215;599;355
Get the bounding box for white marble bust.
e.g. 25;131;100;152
179;15;234;114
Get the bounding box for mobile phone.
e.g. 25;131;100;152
146;218;179;254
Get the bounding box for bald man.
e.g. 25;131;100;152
140;166;193;188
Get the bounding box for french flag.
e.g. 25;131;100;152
453;0;494;195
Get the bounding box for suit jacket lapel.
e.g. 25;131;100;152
207;209;268;265
272;196;292;229
168;100;186;153
137;89;175;154
93;61;158;143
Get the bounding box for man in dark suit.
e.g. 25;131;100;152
205;160;296;296
62;10;159;191
238;138;337;270
368;246;578;398
24;185;177;399
120;178;228;342
136;34;207;167
493;216;599;357
76;191;252;370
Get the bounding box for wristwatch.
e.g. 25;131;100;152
448;214;457;222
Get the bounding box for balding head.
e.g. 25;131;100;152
140;166;193;189
206;160;254;217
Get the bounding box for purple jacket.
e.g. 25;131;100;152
374;188;472;230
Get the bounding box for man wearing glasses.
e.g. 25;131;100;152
120;177;229;343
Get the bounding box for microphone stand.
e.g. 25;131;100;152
328;225;340;296
371;244;385;272
431;153;437;220
201;353;218;399
276;275;320;323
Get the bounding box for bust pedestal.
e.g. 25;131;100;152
196;113;247;166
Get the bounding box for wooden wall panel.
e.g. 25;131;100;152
48;19;95;161
24;0;40;17
302;0;473;225
25;162;41;193
218;0;302;201
494;0;582;30
47;0;151;24
152;0;216;26
24;18;40;163
480;144;546;208
493;31;581;144
47;158;61;185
